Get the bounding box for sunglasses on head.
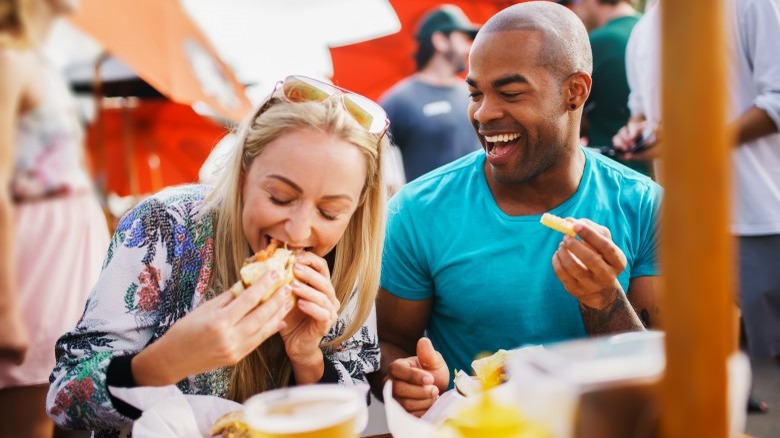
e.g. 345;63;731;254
260;75;389;138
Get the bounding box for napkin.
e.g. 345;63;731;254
108;385;241;437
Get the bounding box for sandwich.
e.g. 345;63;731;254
228;239;297;302
210;410;255;438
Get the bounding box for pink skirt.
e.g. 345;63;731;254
0;193;110;389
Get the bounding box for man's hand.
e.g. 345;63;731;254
387;337;449;417
552;219;626;307
612;119;660;161
552;219;644;334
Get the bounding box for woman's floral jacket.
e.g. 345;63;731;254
46;185;380;437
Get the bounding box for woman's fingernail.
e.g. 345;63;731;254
292;280;302;290
294;264;304;272
270;270;279;280
285;300;294;311
282;285;292;296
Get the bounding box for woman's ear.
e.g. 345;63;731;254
564;71;592;111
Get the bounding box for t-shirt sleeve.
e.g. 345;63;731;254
380;192;434;300
631;182;663;278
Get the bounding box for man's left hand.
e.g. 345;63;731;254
552;219;627;309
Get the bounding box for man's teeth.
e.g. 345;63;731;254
484;133;521;143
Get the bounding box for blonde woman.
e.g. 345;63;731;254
1;0;111;436
47;75;388;436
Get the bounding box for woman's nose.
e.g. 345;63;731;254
284;206;313;243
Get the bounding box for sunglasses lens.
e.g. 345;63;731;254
282;76;332;103
281;75;388;136
343;93;387;134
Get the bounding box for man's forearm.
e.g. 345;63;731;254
367;340;414;402
580;289;645;336
735;105;778;145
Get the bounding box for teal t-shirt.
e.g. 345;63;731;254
380;148;662;381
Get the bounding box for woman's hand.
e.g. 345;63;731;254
132;270;294;386
279;252;340;382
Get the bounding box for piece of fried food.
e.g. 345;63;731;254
210;410;257;438
228;239;296;302
540;212;576;236
454;349;510;396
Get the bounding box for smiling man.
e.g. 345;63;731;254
369;1;663;416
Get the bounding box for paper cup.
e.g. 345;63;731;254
243;384;368;438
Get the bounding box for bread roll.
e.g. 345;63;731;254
229;240;296;302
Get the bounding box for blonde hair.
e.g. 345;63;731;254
203;94;387;402
0;0;32;48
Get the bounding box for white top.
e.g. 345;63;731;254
625;0;780;235
727;0;780;235
625;4;661;130
12;53;91;200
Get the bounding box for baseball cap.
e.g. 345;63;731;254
415;4;480;42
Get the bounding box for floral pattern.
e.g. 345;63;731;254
47;185;380;437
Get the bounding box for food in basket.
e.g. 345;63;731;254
454;349;511;396
210;410;254;438
228;239;297;302
540;212;576;236
441;394;550;438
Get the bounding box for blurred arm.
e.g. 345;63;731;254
0;51;29;364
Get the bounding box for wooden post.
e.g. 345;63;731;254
660;0;735;437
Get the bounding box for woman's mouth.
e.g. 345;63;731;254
263;235;312;252
484;132;521;159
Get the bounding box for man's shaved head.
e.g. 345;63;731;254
476;1;593;80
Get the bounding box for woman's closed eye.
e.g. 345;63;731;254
270;196;293;206
270;195;344;221
319;209;338;221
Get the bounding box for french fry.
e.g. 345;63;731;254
540;212;576;236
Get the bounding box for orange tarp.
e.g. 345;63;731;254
70;0;253;123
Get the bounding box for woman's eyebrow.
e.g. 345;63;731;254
267;174;302;193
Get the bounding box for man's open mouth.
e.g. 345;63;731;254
484;132;521;158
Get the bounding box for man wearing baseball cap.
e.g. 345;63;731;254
379;4;482;182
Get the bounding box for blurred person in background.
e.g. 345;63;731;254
613;0;780;413
0;0;111;436
47;76;388;436
379;4;482;183
564;0;651;177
